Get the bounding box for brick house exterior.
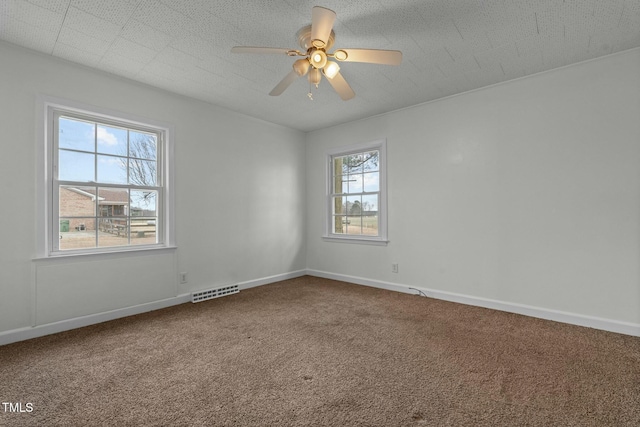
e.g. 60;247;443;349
59;187;129;232
59;187;96;231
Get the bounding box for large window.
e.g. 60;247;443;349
325;140;387;245
43;102;172;255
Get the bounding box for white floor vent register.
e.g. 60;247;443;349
191;285;239;303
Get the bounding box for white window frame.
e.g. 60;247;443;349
323;139;388;245
37;96;175;258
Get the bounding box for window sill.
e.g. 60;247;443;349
322;236;389;246
33;245;177;262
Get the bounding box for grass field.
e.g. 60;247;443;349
58;230;157;250
336;216;378;236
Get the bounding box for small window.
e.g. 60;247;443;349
43;102;172;256
325;140;387;245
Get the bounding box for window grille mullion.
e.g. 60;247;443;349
94;185;99;248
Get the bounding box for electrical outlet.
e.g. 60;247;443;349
392;263;399;273
180;272;188;284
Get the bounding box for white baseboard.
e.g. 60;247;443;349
237;269;307;290
0;270;308;346
0;294;191;346
306;269;640;337
4;268;636;346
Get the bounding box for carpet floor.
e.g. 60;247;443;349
1;276;639;426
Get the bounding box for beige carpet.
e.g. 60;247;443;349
1;276;639;426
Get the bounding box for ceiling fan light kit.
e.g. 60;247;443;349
309;48;328;69
308;68;321;86
293;58;310;77
323;61;340;79
231;6;402;101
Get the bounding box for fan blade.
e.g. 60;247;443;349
334;48;402;65
311;6;336;48
326;71;355;101
231;46;294;55
269;70;300;96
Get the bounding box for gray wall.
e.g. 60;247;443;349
306;49;640;328
0;41;307;336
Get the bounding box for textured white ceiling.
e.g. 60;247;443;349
1;0;640;131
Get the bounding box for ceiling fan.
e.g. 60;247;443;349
231;6;402;101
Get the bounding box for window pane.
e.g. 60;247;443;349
98;218;129;248
362;194;379;236
98;188;129;217
332;196;346;215
59;217;96;233
129;159;157;186
131;190;157;244
333;216;347;234
363;172;379;192
346;174;363;193
333;174;346;194
362;151;379;172
59;218;96;250
59;150;95;182
362;194;378;214
130;219;157;245
130;131;157;160
343;154;363;173
131;190;157;217
96;125;127;156
346;216;362;235
59;186;96;217
97;155;128;184
362;214;379;235
59;117;94;152
346;195;361;216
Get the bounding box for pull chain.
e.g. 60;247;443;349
307;82;314;101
